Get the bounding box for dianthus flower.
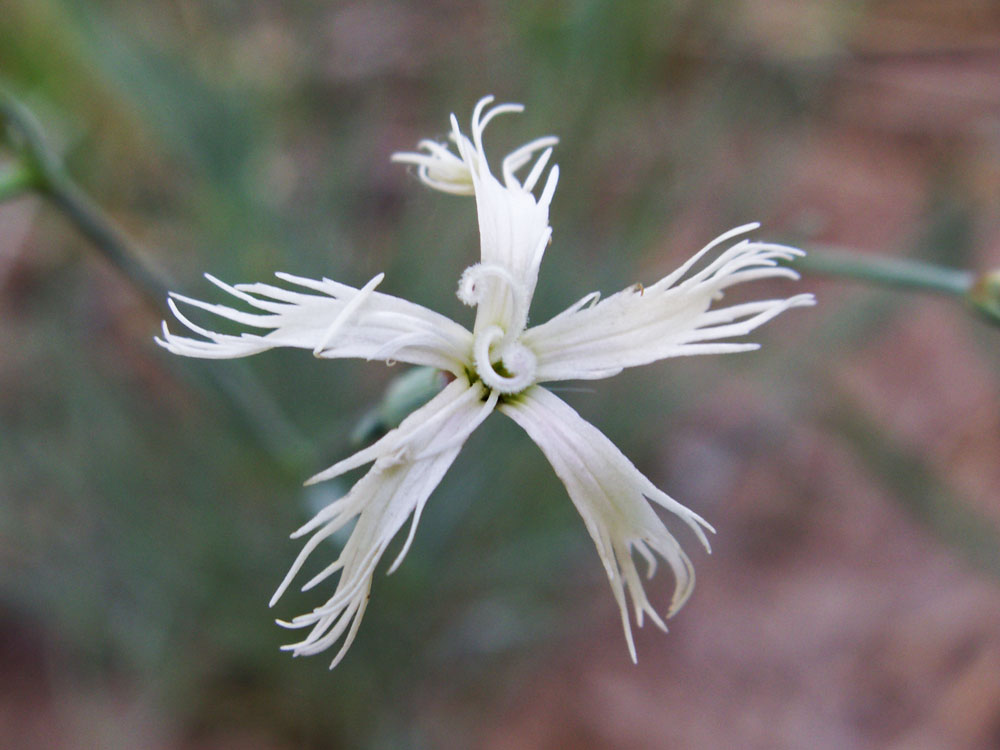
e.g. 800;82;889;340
158;96;814;667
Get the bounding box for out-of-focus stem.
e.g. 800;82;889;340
1;91;170;305
795;245;1000;328
797;245;975;297
0;89;314;473
44;167;173;307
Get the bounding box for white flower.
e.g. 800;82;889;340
158;96;814;667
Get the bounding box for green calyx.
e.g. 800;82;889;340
967;270;1000;328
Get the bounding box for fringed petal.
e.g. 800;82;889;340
522;224;815;382
500;386;713;662
156;272;473;375
272;378;498;668
392;96;560;339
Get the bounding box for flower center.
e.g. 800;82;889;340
457;263;537;394
473;325;537;394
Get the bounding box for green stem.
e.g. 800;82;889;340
43;169;173;307
1;89;314;474
2;91;172;308
796;245;975;297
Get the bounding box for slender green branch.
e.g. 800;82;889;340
0;88;315;473
796;245;975;297
45;168;174;306
2;91;171;306
793;245;1000;327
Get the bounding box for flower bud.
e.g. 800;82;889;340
967;269;1000;327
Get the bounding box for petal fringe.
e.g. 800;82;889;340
523;225;815;382
157;272;473;375
271;378;497;668
500;386;714;662
392;96;560;338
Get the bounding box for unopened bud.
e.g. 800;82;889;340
967;270;1000;327
350;367;448;446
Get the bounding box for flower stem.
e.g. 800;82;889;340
796;245;975;297
795;245;1000;327
1;92;172;304
0;89;315;473
46;167;174;305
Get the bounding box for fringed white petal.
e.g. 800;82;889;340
522;224;816;382
499;386;714;663
391;138;475;195
156;271;473;375
393;96;559;340
392;96;558;204
454;97;559;338
272;378;498;668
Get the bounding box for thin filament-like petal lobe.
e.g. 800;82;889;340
391;139;475;195
467;166;557;336
157;272;473;375
392;95;558;208
459;114;559;337
500;386;714;662
272;378;497;668
522;227;815;382
396;96;560;338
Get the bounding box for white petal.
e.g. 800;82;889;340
499;386;713;663
156;272;473;375
521;226;816;382
272;378;498;667
391;139;475;195
393;96;560;339
391;96;559;205
464;166;558;337
455;99;559;335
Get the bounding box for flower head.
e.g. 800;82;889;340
158;96;814;667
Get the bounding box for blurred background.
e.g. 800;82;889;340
2;1;1000;748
